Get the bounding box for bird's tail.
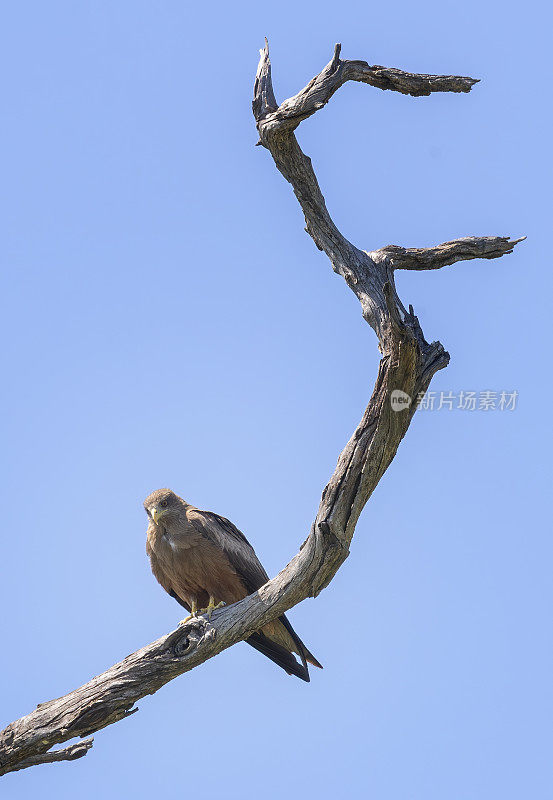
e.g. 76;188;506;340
303;646;323;670
278;614;323;672
247;613;322;681
246;631;311;681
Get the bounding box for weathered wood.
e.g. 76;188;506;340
375;236;525;271
0;41;522;777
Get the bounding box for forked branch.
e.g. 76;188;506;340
0;41;522;777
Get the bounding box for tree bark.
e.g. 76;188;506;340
0;41;523;777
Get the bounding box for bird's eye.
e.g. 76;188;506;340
161;499;168;508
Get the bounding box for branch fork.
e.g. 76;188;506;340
0;41;522;777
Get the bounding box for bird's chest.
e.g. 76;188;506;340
153;529;221;588
153;526;199;565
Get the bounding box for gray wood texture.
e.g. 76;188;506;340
0;41;522;777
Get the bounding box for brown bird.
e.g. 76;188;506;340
144;488;322;681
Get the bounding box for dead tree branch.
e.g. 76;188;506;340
0;41;522;777
375;236;525;271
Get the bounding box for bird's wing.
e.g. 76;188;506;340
187;509;321;680
188;510;269;593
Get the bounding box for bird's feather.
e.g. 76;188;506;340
169;589;189;611
189;510;270;594
247;630;310;681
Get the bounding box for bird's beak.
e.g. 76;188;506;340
151;507;163;525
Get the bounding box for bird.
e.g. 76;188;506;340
144;488;322;682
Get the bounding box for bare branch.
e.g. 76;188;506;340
4;740;94;775
251;42;493;342
254;41;479;133
372;236;526;271
0;40;522;777
252;37;278;122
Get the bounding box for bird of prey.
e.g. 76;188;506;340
144;488;322;682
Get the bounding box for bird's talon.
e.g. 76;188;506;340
179;600;199;625
204;598;226;620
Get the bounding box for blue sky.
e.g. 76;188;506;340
1;1;550;798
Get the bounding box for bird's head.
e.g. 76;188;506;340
143;488;183;526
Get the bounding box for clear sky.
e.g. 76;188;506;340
1;1;550;798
